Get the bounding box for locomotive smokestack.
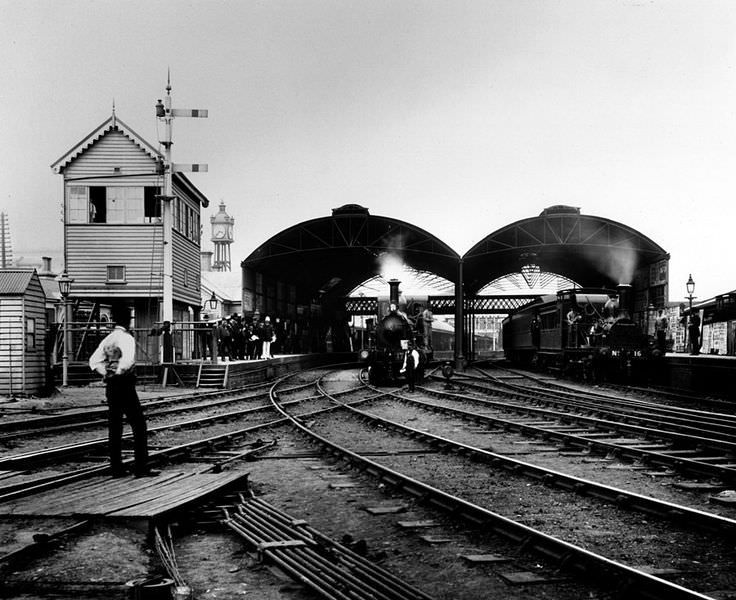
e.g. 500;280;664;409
616;284;633;320
388;279;401;306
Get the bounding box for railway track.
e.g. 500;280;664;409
260;367;735;599
425;367;736;483
3;364;735;599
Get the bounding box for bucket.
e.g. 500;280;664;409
125;577;175;600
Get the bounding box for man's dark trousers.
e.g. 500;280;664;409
105;372;148;475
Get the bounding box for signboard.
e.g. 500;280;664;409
650;259;668;287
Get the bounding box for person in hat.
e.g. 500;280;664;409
261;316;275;359
89;303;157;478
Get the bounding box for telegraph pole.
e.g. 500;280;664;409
155;74;208;325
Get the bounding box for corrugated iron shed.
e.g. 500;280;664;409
0;270;34;296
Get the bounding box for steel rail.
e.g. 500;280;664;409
0;382;272;435
226;499;433;600
0;389;275;444
498;382;736;438
244;495;434;600
0;392;318;470
267;376;716;600
417;385;736;479
229;507;394;600
331;393;736;537
471;362;734;413
443;374;736;444
0;368;358;503
462;368;736;435
224;492;431;600
379;389;736;484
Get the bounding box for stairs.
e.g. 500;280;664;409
196;363;228;389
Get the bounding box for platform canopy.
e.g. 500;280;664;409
242;205;460;301
462;205;670;295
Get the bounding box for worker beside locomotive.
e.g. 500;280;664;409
502;284;657;381
359;279;433;386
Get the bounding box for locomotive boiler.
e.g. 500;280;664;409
359;279;433;385
502;285;655;381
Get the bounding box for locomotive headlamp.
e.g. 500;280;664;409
359;349;370;361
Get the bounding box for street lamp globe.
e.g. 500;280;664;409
686;274;695;297
58;270;73;298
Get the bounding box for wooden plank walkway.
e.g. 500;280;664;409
0;470;248;519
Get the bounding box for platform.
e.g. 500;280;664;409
661;353;736;400
0;470;248;521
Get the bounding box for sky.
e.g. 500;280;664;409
1;0;735;302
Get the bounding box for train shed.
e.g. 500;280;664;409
241;204;461;353
462;205;671;322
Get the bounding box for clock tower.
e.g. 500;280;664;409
210;201;234;271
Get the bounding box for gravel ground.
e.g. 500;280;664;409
3;372;736;599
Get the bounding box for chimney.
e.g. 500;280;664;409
616;284;633;320
41;256;52;274
200;251;213;272
388;279;401;306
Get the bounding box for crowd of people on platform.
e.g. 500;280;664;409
196;313;294;362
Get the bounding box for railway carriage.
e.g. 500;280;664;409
503;285;655;381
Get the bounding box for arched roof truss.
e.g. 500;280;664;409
242;205;460;300
462;206;669;295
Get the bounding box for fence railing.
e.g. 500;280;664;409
56;321;211;365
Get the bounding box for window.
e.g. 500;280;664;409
25;318;36;349
68;187;89;223
144;187;161;222
90;187;106;222
107;187;144;223
67;186;164;223
107;265;126;283
183;268;189;287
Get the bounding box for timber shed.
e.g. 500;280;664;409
0;270;48;396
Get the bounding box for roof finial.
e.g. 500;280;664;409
111;98;117;127
166;67;171;94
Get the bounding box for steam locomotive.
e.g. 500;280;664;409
502;285;656;381
359;279;433;385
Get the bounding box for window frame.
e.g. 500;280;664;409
67;186;89;223
106;265;127;283
25;317;36;350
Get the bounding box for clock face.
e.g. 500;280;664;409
214;230;225;239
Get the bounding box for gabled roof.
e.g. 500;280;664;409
0;269;36;296
50;114;210;207
50;115;162;173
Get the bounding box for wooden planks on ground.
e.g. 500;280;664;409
0;471;248;519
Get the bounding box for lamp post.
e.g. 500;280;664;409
685;274;695;352
208;292;219;365
57;270;73;387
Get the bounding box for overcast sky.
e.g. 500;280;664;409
2;0;735;301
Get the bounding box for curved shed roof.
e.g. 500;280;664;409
241;205;460;300
462;206;669;294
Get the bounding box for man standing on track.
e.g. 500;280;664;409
89;303;157;478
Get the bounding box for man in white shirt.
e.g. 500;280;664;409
89;304;156;478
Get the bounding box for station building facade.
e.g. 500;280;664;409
51;114;209;364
